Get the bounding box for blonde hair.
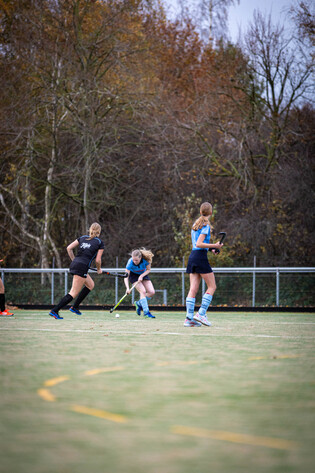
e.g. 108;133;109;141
131;247;154;264
192;202;212;231
88;222;101;239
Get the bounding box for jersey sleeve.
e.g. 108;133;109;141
126;258;133;270
201;225;210;235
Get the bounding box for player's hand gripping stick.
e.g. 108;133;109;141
214;231;226;254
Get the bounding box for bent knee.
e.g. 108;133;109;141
207;284;216;294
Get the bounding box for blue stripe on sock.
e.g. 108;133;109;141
186;297;195;320
199;293;212;316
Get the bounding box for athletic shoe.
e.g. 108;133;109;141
144;312;155;318
193;312;211;326
69;306;82;315
0;310;14;316
49;310;63;320
134;300;142;316
183;317;201;327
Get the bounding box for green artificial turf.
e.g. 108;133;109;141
0;310;314;473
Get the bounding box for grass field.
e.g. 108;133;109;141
0;309;314;473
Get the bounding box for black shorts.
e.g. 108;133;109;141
186;249;213;274
69;260;89;278
129;272;150;284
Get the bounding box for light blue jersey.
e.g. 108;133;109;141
191;224;211;250
126;257;149;274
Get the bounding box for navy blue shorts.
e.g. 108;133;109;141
129;272;150;284
69;260;88;278
186;249;213;274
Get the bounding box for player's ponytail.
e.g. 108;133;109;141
192;202;212;231
140;248;154;264
88;222;101;239
131;248;154;264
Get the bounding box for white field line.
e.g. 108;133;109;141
12;317;315;325
229;321;315;324
0;327;313;339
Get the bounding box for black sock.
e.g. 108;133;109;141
0;293;5;312
52;294;73;313
73;287;90;309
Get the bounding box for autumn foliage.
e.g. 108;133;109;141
0;0;314;268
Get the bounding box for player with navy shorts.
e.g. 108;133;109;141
124;248;156;318
184;202;223;327
49;223;104;319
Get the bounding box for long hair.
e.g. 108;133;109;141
192;202;212;231
88;222;101;239
131;247;154;264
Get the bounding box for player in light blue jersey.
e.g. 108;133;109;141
184;202;223;327
124;248;156;318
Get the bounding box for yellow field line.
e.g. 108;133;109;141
37;388;56;402
171;425;298;450
71;405;127;423
84;367;124;376
249;355;302;361
44;375;70;386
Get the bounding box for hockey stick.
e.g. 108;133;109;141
89;268;128;278
109;281;139;313
213;231;226;254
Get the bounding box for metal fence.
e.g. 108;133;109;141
1;267;314;308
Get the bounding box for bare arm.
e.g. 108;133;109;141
138;264;151;281
67;240;79;261
95;249;104;274
124;269;131;293
196;234;223;252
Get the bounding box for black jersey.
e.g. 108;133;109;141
72;235;105;268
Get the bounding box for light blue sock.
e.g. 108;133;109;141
140;297;149;314
186;297;195;320
199;293;213;316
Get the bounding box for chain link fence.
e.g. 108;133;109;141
1;267;314;308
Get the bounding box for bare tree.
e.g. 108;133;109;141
289;0;315;51
243;11;314;171
177;0;239;44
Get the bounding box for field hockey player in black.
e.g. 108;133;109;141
49;222;104;319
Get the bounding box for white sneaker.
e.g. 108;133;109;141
184;317;202;327
193;313;211;326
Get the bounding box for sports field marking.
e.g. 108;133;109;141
44;375;70;386
36;364;304;448
155;361;199;367
249;354;302;361
214;322;315;326
171;425;299;451
71;405;127;423
38;367;129;423
0;327;312;339
37;388;56;402
12;313;315;325
84;367;124;376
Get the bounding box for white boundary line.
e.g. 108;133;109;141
0;327;313;339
